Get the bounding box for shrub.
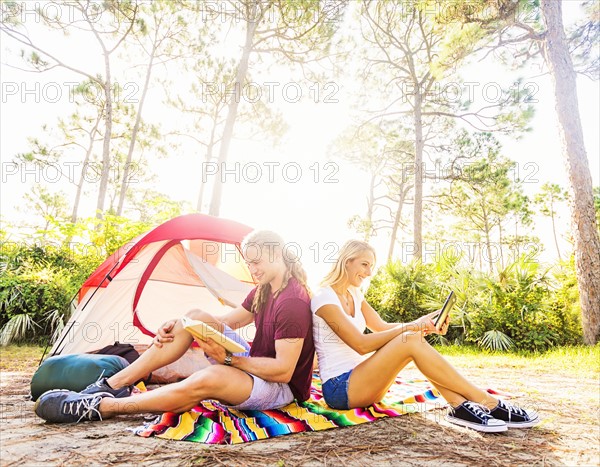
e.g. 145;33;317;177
365;254;583;352
0;243;101;344
365;260;433;324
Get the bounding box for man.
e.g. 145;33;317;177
34;230;315;423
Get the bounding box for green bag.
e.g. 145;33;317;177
30;354;129;401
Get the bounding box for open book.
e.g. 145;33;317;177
181;316;246;354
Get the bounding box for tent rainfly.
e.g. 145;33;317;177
50;214;256;378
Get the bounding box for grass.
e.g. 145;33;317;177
0;344;45;371
436;343;600;379
1;343;599;379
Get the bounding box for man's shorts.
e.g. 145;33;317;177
213;325;295;411
228;373;294;410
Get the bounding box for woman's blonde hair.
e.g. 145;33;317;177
321;240;376;288
241;230;310;313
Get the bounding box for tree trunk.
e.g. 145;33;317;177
117;42;156;216
541;0;600;344
209;11;258;216
388;185;409;262
197;141;214;212
71;112;101;223
413;91;424;261
483;208;493;273
198;106;220;212
550;193;562;261
498;220;504;269
514;214;519;258
96;56;113;219
364;170;378;242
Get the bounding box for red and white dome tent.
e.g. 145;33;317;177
48;214;255;379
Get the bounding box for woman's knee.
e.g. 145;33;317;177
395;331;427;350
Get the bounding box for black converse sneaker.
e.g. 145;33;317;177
445;401;507;433
81;376;132;398
34;389;113;423
489;399;540;428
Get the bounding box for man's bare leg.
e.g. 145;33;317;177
100;365;253;416
106;309;222;389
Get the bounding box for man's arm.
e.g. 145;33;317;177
231;338;303;383
197;337;303;383
219;305;254;330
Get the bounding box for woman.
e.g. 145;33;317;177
311;240;539;433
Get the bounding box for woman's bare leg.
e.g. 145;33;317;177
347;332;498;409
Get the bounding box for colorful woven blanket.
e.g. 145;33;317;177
134;375;444;444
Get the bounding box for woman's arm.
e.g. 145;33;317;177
361;300;408;332
316;304;423;355
362;300;443;334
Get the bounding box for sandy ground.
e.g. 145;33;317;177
1;354;599;466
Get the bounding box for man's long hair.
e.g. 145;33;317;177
242;230;310;314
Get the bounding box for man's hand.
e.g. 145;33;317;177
153;319;178;348
195;338;228;364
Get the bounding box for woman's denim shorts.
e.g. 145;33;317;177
322;370;353;410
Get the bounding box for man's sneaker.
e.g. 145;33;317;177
34;389;113;423
445;401;508;433
81;376;132;398
489;399;540;428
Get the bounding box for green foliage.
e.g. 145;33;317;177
0;215;158;345
478;330;515;351
544;256;583;346
0;313;39;346
0;244;86;345
366;252;583;352
365;260;432;325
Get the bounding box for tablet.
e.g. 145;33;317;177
434;291;456;331
181;316;247;354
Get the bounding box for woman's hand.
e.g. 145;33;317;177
153;319;178;348
436;310;451;336
412;310;449;336
412;310;438;336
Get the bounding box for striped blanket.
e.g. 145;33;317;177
134;375;445;444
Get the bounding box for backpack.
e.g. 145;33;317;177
90;341;140;364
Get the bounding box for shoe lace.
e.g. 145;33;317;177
499;400;527;417
62;395;104;423
84;372;106;392
463;401;492;420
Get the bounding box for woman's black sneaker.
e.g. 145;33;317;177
445;401;507;433
489;399;540;428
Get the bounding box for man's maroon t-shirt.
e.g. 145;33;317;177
241;277;314;402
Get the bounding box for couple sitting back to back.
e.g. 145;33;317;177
35;231;538;433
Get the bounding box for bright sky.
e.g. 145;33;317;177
1;1;598;288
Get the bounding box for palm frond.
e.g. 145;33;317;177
478;330;514;352
44;308;66;343
0;314;40;346
428;333;450;346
